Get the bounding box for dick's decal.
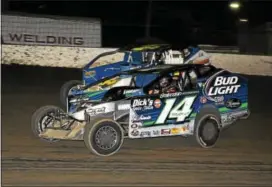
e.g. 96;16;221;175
203;70;241;101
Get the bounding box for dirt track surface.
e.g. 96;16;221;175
2;65;272;186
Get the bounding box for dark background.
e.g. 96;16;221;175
2;0;272;48
2;2;272;186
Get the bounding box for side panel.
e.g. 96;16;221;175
128;92;199;138
83;61;123;85
200;70;249;125
135;74;158;87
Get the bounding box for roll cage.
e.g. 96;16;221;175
82;44;187;71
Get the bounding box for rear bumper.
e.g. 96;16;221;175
220;109;250;130
240;109;250;120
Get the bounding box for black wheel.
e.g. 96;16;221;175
60;80;82;107
31;105;64;143
84;118;124;156
195;113;221;148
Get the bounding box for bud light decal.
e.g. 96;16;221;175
203;70;241;101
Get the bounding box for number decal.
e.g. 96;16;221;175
155;95;197;124
156;98;176;124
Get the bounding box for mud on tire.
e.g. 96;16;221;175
60;80;82;107
31;105;64;143
194;109;221;148
84;118;124;156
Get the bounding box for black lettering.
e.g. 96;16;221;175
74;37;84;45
56;36;61;44
9;33;23;42
24;34;34;42
35;35;45;43
62;37;72;45
1;35;5;44
47;36;56;44
8;33;84;46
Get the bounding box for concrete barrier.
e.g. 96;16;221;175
1;44;272;76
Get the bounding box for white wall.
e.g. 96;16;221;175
1;44;272;76
1;14;101;47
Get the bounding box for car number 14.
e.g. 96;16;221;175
155;95;197;124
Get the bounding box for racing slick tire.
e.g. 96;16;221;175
31;105;64;143
84;118;124;156
60;80;82;107
194;109;221;148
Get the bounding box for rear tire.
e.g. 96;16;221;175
31;105;64;143
194;110;221;148
60;80;82;107
84;118;124;156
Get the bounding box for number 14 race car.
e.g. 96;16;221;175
31;63;250;156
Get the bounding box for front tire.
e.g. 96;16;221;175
60;80;82;107
84;118;124;156
31;105;64;143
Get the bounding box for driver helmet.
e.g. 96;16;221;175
160;76;172;87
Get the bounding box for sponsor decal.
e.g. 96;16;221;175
104;67;120;71
7;33;84;45
160;92;183;98
153;130;160;136
215;102;224;106
69;97;89;103
225;98;242;109
84;70;96;77
124;89;139;94
131;123;138;128
171;128;180;135
117;104;130;110
221;115;231;123
181;124;189;132
200;96;207;103
86;107;106;115
214;96;225;105
140;131;151;137
153;99;162;108
133;115;152;122
207;76;240;96
131;129;139;136
143;106;154;110
214;96;224;102
133;107;143;111
161;129;171;135
133;105;153;111
130;65;142;70
99;78;119;87
160;91;199;98
204;72;241;101
132;98;153;108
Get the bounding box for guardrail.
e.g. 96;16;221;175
198;45;240;54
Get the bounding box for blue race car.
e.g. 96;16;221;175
32;63;250;156
59;44;211;107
